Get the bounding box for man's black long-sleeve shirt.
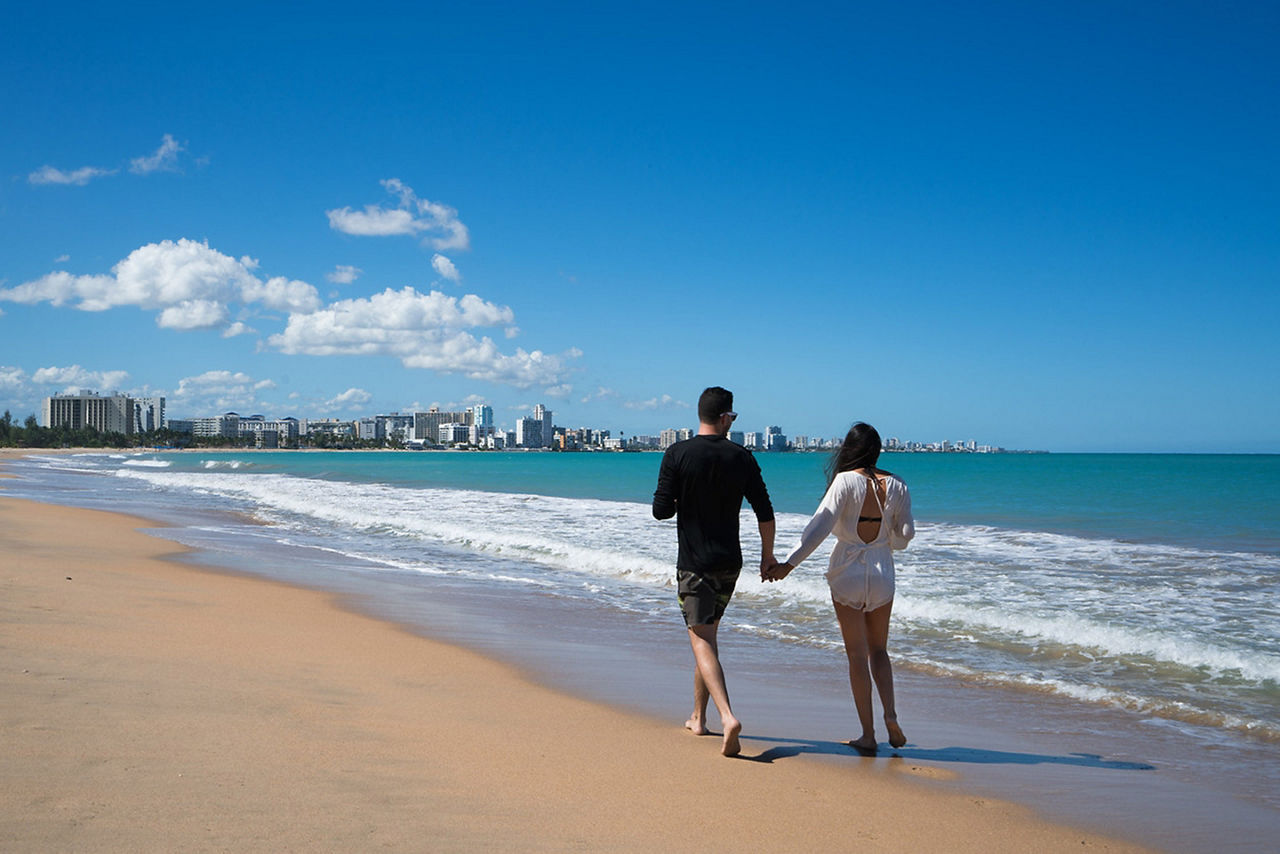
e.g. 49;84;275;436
652;434;774;575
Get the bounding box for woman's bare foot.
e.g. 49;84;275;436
848;735;878;756
721;717;742;757
885;717;906;749
684;716;709;736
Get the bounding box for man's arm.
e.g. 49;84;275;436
757;518;776;577
652;448;678;520
742;452;776;574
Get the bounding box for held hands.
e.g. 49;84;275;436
760;559;794;583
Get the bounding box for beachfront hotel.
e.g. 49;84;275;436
43;390;165;436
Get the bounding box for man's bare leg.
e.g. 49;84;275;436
687;622;741;756
685;665;710;735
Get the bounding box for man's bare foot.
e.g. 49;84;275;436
721;717;742;757
685;717;709;735
885;718;906;748
848;735;878;756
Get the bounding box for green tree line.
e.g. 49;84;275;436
0;410;197;449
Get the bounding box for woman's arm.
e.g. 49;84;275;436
783;474;854;568
889;480;915;550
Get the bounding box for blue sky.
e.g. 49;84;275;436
1;2;1276;452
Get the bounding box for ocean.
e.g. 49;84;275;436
5;449;1278;850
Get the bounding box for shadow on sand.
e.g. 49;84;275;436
736;735;1154;771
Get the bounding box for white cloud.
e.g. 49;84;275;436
0;238;321;333
624;394;688;411
32;364;130;392
54;255;70;263
242;276;323;314
129;134;184;174
544;384;573;399
173;370;276;413
157;299;230;330
326;206;419;236
325;265;362;284
0;366;28;392
222;321;254;338
327;179;470;251
580;386;619;404
325;387;373;410
28;165;116;186
266;286;579;387
432;254;461;282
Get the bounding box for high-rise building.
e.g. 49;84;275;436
414;407;473;443
193;412;240;438
133;396;165;432
471;404;494;443
377;413;414;444
533;404;553;448
438;423;470;445
515;417;542;448
43;390;135;434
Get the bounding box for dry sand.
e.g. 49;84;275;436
0;493;1157;852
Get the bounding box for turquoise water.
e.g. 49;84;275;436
136;450;1278;552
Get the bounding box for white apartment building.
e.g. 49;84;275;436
438;423;471;445
133;396;165;432
193;412;240;438
515;417;542;448
377;413;415;444
43;390;136;434
471;404;494;443
305;418;356;438
415;407;473;443
533;404;553;448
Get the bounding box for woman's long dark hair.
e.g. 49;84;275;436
825;422;886;487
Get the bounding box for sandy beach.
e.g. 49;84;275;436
0;478;1160;852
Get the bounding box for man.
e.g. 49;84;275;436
652;386;775;757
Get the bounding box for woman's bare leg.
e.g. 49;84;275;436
864;600;904;747
833;600;876;751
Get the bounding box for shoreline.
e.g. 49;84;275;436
0;490;1157;850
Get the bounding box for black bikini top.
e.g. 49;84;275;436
859;470;885;524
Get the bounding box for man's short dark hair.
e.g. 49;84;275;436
697;387;734;423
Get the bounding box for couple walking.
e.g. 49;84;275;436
652;386;915;757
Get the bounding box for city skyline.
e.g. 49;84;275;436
36;387;1025;453
2;5;1276;453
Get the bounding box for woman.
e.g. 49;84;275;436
765;422;914;755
